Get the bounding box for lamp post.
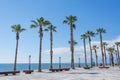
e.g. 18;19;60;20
59;57;61;69
29;55;31;70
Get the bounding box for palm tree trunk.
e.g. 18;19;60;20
109;54;112;66
116;53;118;65
111;53;114;66
117;46;120;65
38;26;42;72
70;22;74;69
88;37;92;68
95;49;98;66
14;33;19;71
50;30;53;69
104;46;107;66
83;39;87;66
100;33;105;67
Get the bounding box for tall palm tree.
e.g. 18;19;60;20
81;34;87;66
115;42;120;65
96;28;106;67
11;24;26;71
107;47;115;66
102;42;108;65
86;30;95;68
30;17;50;72
45;24;56;69
63;15;77;69
92;45;99;66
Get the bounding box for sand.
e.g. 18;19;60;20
0;67;120;80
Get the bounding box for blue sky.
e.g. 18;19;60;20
0;0;120;64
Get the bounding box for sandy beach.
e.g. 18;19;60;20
0;67;120;80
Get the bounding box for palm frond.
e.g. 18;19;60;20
72;24;76;29
30;24;37;28
63;20;68;24
44;29;49;31
31;20;39;26
43;20;51;26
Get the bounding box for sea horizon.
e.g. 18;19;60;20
0;63;87;71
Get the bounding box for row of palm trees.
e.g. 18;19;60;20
81;30;100;68
11;15;120;72
81;29;120;67
11;17;57;72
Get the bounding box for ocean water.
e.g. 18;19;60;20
0;63;84;71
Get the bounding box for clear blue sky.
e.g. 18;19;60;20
0;0;120;63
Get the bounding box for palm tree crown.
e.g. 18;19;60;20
11;24;26;33
81;34;87;40
63;15;77;26
31;17;50;28
45;24;56;32
96;28;106;34
86;31;95;39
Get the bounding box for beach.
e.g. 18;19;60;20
0;67;120;80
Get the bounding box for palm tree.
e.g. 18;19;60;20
102;42;108;65
96;28;106;67
63;15;77;69
11;24;26;71
115;42;120;65
92;45;99;66
107;47;115;66
81;34;87;66
30;17;50;72
45;24;56;69
86;30;95;68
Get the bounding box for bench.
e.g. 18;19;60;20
49;69;59;72
23;70;34;74
83;67;90;69
63;68;70;71
0;71;20;76
99;66;110;69
49;68;70;72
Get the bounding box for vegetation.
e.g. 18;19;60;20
45;24;56;69
96;28;106;67
115;42;120;65
107;47;115;66
63;15;77;69
4;15;120;71
30;17;50;72
81;34;87;66
102;42;108;65
92;45;99;66
11;24;26;71
86;31;95;68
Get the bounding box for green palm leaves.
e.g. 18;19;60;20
63;15;77;29
31;17;50;28
11;24;26;33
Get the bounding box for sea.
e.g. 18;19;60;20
0;63;85;71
